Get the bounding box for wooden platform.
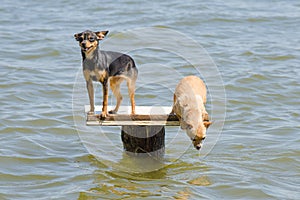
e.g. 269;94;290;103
85;105;180;126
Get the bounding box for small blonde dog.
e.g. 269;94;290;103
171;76;212;150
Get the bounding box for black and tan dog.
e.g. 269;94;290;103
74;30;138;118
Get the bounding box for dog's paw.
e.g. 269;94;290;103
87;111;95;116
100;112;107;119
109;110;117;114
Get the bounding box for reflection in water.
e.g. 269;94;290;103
174;189;192;200
78;153;211;199
188;175;211;186
78;155;168;199
115;152;165;173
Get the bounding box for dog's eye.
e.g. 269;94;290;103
89;38;95;42
202;137;206;140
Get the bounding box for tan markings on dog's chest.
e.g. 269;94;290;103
84;69;108;83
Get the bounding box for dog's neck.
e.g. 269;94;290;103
81;46;110;73
184;107;203;124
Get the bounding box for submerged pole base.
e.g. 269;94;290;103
121;125;165;158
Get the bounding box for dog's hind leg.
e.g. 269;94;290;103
127;78;136;115
109;77;124;114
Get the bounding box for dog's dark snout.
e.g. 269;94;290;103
196;146;201;150
81;40;87;46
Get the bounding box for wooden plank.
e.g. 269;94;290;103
85;105;180;126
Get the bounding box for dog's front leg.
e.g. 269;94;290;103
101;82;109;118
86;80;94;115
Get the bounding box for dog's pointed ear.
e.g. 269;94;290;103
95;31;109;40
74;33;82;41
204;121;212;129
